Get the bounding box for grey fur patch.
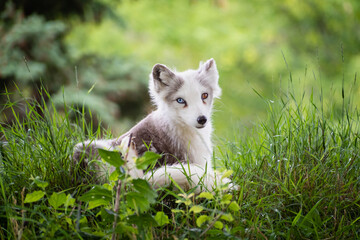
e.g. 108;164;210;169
113;113;188;169
152;64;184;94
164;76;184;102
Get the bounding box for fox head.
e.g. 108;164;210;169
149;58;221;129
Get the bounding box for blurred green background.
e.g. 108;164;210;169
1;0;359;138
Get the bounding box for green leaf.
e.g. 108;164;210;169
34;179;48;189
102;183;113;191
126;192;151;212
292;208;303;226
197;192;214;200
171;209;185;214
221;213;234;222
128;213;158;227
48;192;67;210
132;179;157;204
229;201;240;212
300;199;323;227
79;186;112;202
231;226;245;235
109;168;121;181
221;194;233;204
196;215;210;227
190;205;204;214
213;221;224;229
135;151;161;170
155;211;169;226
65;194;75;208
115;222;138;235
176;198;192;206
98;148;125;167
65;217;72;226
24;191;45;203
351;216;360;226
221;170;233;179
88;199;110;210
99;208;117;223
126;180;159;212
79;216;88;224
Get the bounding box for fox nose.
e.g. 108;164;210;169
197;115;207;125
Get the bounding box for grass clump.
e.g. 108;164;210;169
220;74;360;239
1;75;360;239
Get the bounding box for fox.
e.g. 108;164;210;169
73;58;230;192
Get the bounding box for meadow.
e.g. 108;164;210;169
0;71;359;239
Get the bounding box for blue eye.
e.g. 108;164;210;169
176;98;185;104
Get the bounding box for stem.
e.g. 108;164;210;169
111;134;132;240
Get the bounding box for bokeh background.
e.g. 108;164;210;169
1;0;359;138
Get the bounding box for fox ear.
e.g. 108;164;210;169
198;58;221;98
151;64;176;92
198;58;218;75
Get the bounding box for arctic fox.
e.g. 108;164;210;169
73;58;229;192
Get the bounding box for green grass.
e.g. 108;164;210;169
1;78;360;239
218;72;360;238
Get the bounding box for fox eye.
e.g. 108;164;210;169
176;98;186;104
201;93;208;100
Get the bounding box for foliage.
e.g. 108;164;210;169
1;65;360;238
0;0;119;21
0;1;148;133
51;55;149;133
0;4;69;94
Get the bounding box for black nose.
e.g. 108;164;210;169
197;115;207;125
